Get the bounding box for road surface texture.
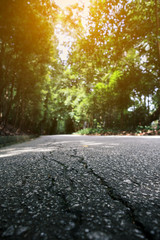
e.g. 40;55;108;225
0;135;160;240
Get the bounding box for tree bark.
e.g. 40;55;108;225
149;105;160;123
155;0;160;63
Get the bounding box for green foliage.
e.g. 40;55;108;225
135;124;160;135
0;0;160;135
75;128;105;135
75;128;128;135
136;125;154;133
65;0;160;132
0;0;61;134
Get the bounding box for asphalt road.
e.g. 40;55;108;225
0;135;160;240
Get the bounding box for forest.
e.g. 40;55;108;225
0;0;160;135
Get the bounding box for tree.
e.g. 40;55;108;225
66;0;160;129
0;0;61;133
1;0;159;134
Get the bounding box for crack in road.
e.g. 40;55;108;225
1;136;160;240
73;153;154;240
43;150;154;240
42;153;84;239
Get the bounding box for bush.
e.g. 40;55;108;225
75;128;96;135
74;128;119;135
136;125;154;133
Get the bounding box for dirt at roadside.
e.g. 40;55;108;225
0;123;27;136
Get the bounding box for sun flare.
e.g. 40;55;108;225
55;0;89;9
55;0;90;61
55;0;79;9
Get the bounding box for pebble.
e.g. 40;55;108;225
1;204;7;208
123;179;132;184
16;209;23;214
2;225;14;237
87;231;110;240
40;232;48;240
16;226;29;235
65;221;76;230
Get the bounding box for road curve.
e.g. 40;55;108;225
0;135;160;240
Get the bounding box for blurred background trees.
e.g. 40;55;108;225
0;0;159;134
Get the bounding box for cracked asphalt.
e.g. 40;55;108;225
0;135;160;240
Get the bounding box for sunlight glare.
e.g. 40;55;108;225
55;0;79;9
55;0;88;9
55;0;90;61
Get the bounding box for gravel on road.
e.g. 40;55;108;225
0;135;160;240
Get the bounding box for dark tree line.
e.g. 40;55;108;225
0;0;62;134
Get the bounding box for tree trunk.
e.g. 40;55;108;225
155;0;160;63
148;105;160;124
3;82;15;127
120;110;124;129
